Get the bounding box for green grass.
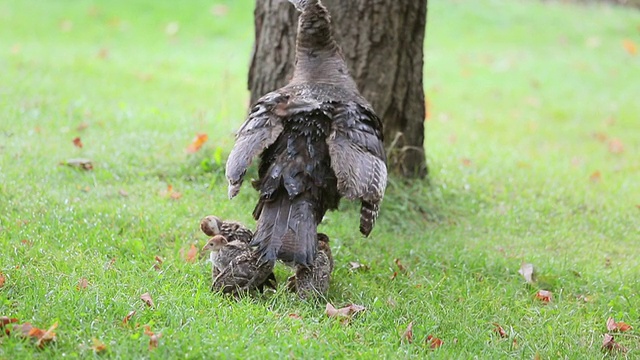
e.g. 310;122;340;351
1;0;639;358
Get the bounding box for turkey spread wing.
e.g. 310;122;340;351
226;91;325;199
327;102;387;236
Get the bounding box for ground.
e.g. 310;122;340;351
1;0;639;358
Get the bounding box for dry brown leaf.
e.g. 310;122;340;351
62;158;93;171
0;272;5;288
602;334;627;354
97;48;109;60
186;133;208;154
607;317;633;332
426;335;443;349
153;256;163;271
76;278;89;290
123;310;136;325
35;322;58;348
72;137;83;148
390;271;398;280
623;39;638;55
162;184;182;200
144;325;161;350
394;258;406;272
325;303;365;318
210;5;229;16
492;323;508;338
589;171;601;183
91;338;107;353
461;158;472;167
76;122;89;131
592;132;608;143
185;244;198;263
1;317;18;335
535;290;552;303
518;263;535;284
140;292;154;307
608;138;624;154
401;321;414;344
349;261;369;271
288;313;303;320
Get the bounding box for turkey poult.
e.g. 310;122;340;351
225;0;387;268
201;235;277;295
200;215;253;244
201;235;251;277
287;233;334;299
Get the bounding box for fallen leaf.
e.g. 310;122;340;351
76;278;89;290
492;323;508;338
426;335;443;349
144;325;161;350
535;290;552;303
0;272;5;288
165;22;179;36
622;39;638;55
148;333;160;350
210;4;228;16
61;158;93;170
97;48;109;60
186;133;208;154
518;263;535;284
35;322;58;348
76;122;89;132
394;258;406;272
602;334;627;354
72;137;83;148
122;310;136;325
390;271;398;280
589;171;601;183
91;338;107;353
288;313;303;320
325;303;366;318
401;321;414;344
140;292;154;307
1;317;18;335
153;256;163;271
607;317;633;332
162;184;182;200
608;138;624;154
349;261;369;271
592;132;608;143
185;244;198;263
461;158;472;167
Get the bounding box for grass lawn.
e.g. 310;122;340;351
1;0;639;358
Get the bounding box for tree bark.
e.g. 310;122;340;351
249;0;428;178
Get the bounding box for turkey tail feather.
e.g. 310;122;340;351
251;195;317;267
359;200;379;237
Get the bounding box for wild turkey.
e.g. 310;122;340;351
225;0;387;267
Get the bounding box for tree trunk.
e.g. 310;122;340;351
249;0;428;178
